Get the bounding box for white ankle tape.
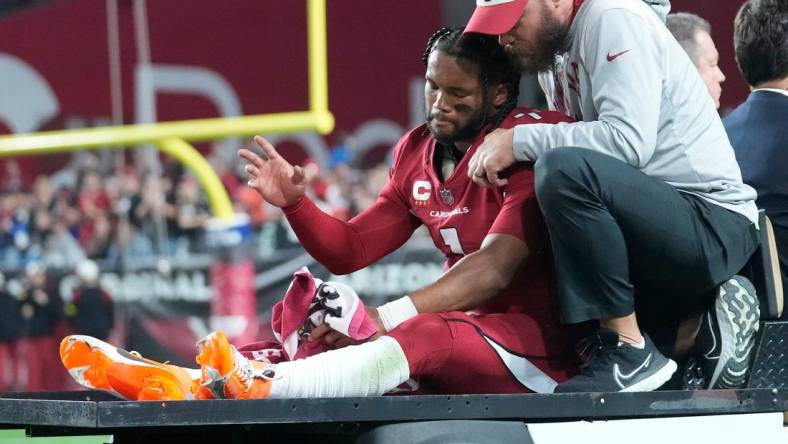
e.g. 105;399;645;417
268;336;410;398
377;296;418;332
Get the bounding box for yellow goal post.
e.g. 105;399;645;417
0;0;333;222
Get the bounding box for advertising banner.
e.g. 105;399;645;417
45;240;445;365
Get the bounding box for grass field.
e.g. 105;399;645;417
0;430;109;443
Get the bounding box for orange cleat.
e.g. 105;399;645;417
60;335;200;401
195;331;274;399
134;375;211;401
60;335;115;394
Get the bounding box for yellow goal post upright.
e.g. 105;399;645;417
0;0;334;222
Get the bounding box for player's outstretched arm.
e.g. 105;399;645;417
241;136;420;275
282;195;420;275
408;232;527;313
239;136;306;208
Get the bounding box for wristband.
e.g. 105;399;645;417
377;295;418;332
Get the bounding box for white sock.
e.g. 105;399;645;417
628;337;646;349
267;335;410;398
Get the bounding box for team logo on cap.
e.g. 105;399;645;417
412;180;431;207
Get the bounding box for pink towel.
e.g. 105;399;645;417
238;267;379;363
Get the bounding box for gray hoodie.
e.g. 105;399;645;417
513;0;758;225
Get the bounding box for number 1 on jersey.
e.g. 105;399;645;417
439;228;465;255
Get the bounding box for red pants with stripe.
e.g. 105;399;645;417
387;312;578;394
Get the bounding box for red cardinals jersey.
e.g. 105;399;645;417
277;108;579;393
379;108;572;317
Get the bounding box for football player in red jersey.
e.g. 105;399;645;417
61;28;577;401
229;27;577;398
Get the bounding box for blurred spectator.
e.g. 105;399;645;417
302;159;349;220
130;174;175;248
66;259;114;340
0;272;22;392
0;192;41;268
724;0;788;303
234;186;267;229
42;221;86;269
666;12;726;109
174;176;211;254
114;218;155;261
1;159;25;194
114;167;141;216
51;186;81;232
30;176;55;246
84;213;116;260
77;171;109;221
329;132;356;171
0;195;20;266
18;262;62;391
208;152;241;199
77;171;111;254
349;163;389;215
326;133;358;219
256;203;301;257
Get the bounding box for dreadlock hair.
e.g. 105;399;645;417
421;27;520;128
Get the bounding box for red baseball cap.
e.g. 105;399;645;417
465;0;528;35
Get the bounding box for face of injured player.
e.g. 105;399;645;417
424;50;502;148
499;0;571;74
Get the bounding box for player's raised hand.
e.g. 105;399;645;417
467;127;515;187
239;136;306;208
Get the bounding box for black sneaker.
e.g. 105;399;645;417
692;275;760;389
554;329;677;393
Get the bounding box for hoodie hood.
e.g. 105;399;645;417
642;0;671;22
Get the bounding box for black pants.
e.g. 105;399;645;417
534;148;758;333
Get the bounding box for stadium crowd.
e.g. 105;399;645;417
0;144;390;270
0;144;392;392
